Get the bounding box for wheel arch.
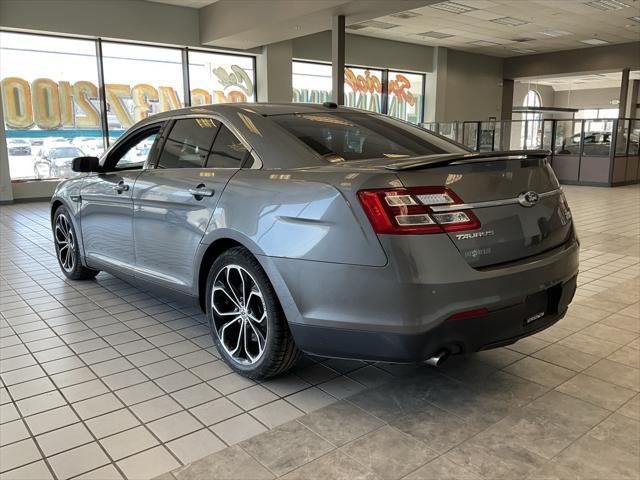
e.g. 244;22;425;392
195;235;303;325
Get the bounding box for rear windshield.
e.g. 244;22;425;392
270;112;468;161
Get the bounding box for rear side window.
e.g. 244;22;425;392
270;112;468;162
205;125;249;168
157;118;219;169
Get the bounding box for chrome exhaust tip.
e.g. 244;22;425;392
425;350;450;367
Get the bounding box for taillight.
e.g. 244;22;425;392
357;186;480;235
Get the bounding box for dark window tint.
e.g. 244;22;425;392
271;112;468;161
157;118;219;169
206;125;248;168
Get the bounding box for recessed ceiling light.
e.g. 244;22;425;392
347;20;399;30
512;48;537;54
490;16;530;26
468;40;500;46
580;38;610;45
389;10;422;19
417;31;455;39
539;30;572;37
584;0;631;11
430;1;477;14
628;16;640;22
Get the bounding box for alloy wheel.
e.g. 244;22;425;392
211;265;268;365
55;214;75;272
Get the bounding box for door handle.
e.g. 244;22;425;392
189;186;215;199
113;182;130;193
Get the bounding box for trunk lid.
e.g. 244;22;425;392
394;156;573;268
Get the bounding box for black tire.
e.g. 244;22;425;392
53;205;100;281
205;247;302;379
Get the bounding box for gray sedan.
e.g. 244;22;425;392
51;103;579;378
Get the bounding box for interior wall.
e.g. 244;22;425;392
292;31;433;72
443;49;503;121
0;0;201;47
553;87;621;110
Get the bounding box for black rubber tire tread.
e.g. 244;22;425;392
53;205;100;281
206;246;302;379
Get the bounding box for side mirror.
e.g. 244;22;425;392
72;156;100;173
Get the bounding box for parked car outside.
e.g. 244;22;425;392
36;146;85;179
7;138;32;156
51;103;579;378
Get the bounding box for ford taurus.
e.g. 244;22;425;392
51;103;578;378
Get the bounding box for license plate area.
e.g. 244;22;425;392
524;282;565;326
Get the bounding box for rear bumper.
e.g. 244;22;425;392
290;275;576;362
263;235;579;362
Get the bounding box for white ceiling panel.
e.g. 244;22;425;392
368;0;640;56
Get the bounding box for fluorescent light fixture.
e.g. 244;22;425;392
417;31;455;39
389;10;422;19
539;30;572;37
584;0;631;10
347;20;399;30
512;48;537;53
430;1;477;14
580;38;610;45
468;40;500;46
490;16;530;26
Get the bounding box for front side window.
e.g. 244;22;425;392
271;112;467;162
205;125;248;168
108;131;159;171
157;118;219;169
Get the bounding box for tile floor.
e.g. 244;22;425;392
1;185;639;480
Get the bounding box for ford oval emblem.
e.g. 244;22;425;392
518;191;539;207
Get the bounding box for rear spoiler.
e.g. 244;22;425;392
385;149;551;171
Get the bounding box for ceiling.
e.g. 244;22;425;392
146;0;218;7
347;0;640;57
144;0;639;56
517;70;640;90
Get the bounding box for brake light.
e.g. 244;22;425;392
357;187;480;235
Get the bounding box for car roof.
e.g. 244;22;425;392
139;102;361;125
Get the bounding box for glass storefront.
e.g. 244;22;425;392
291;61;427;124
101;43;184;138
0;32;103;180
387;70;424;125
292;61;331;104
0;32;256;181
188;51;256;105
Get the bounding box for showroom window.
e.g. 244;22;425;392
188;50;256;105
101;42;185;138
387;70;424;125
0;32;104;180
0;31;257;182
291;61;426;124
521;89;542;149
292;61;332;104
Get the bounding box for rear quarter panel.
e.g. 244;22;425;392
201;169;394;266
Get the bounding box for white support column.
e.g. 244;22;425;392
425;46;448;123
256;40;293;103
0;97;13;204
